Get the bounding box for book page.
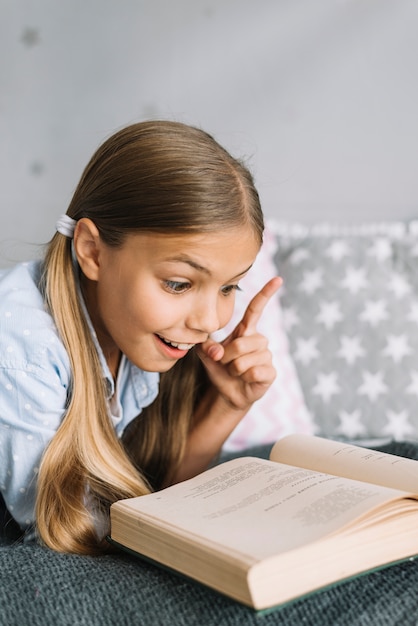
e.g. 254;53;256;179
270;435;418;493
114;457;405;562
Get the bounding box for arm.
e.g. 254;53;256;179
173;277;282;482
0;363;69;534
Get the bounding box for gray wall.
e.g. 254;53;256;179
1;0;418;266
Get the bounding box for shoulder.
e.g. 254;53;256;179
0;261;70;381
0;260;46;318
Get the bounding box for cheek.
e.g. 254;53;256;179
106;276;157;322
123;290;173;332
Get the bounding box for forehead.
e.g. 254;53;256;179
119;227;261;275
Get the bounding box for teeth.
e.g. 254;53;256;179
159;336;195;350
171;342;194;350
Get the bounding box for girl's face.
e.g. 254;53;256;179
80;225;260;376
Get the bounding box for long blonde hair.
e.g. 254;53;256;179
36;121;264;554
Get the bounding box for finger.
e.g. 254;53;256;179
221;333;269;364
196;338;225;362
223;346;273;378
237;276;282;338
238;363;277;386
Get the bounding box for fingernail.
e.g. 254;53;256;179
208;345;222;360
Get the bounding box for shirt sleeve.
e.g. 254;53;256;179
0;262;72;534
0;356;70;533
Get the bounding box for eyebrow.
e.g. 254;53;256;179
166;255;253;280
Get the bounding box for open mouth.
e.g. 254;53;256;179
156;335;195;351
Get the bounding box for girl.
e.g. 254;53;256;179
0;121;280;554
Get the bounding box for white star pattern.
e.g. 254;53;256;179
294;337;320;366
312;372;340;403
299;269;324;295
359;299;389;327
406;371;418;397
367;238;392;262
325;240;351;262
382;334;412;363
358;371;388;402
337;335;365;365
387;272;411;299
282;306;300;332
407;302;418;324
337;410;367;439
290;248;310;265
341;266;368;294
382;410;414;440
275;229;418;443
316;300;343;329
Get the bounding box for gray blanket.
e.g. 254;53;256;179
1;441;418;626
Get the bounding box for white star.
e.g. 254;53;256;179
359;299;389;327
382;334;412;363
382;410;414;440
387;272;411;299
337;410;367;439
406;370;418;397
294;337;320;366
316;300;343;329
358;371;388;402
290;248;310;265
337;335;365;365
407;302;418;324
325;240;351;262
299;269;324;295
367;238;392;262
282;306;300;332
341;266;368;294
312;372;340;403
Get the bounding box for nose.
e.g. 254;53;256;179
186;295;222;336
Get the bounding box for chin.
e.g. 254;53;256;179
138;359;180;374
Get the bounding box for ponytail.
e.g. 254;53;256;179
36;234;151;554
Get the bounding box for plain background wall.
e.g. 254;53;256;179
1;0;418;266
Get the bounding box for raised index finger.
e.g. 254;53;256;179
238;276;282;337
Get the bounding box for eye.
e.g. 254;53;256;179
221;284;242;296
163;280;191;294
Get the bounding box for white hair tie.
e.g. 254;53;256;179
56;214;77;238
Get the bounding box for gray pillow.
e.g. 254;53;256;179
271;220;418;443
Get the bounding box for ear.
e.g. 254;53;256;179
73;218;102;281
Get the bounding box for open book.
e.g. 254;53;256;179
109;435;418;611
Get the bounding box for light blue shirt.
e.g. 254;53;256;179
0;261;159;535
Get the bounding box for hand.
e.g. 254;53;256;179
196;277;282;412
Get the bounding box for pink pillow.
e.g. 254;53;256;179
218;225;314;451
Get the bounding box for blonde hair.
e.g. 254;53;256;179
36;121;263;554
